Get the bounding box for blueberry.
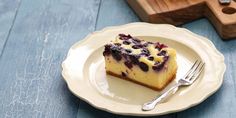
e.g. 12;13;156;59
140;52;150;56
122;72;126;77
132;44;143;49
155;42;167;50
133;38;141;43
142;48;150;53
157;50;167;56
154;62;160;65
132;45;139;49
111;52;122;61
138;62;149;72
152;62;164;71
124;61;133;69
143;42;153;47
103;44;111;56
160;44;167;49
147;56;154;61
125;49;132;53
121;53;128;60
152;65;163;71
152;56;169;71
119;34;126;37
129;54;140;64
142;43;149;47
141;48;149;53
123;40;131;45
119;34;132;40
114;43;121;46
163;56;169;61
140;48;150;56
143;43;148;47
111;46;122;61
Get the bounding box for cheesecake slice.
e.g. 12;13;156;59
103;34;177;91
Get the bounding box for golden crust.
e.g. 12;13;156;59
106;70;176;91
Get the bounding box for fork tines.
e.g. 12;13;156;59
184;60;205;82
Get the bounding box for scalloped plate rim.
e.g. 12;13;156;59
61;22;226;116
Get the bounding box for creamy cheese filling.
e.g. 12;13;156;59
107;35;170;69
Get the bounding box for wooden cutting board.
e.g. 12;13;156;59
127;0;236;40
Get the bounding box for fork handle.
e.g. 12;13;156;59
142;83;182;111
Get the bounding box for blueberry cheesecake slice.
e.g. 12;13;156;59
103;34;177;91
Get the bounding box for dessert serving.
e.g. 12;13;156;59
62;23;225;115
103;34;177;90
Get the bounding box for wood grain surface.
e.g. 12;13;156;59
0;0;235;118
127;0;236;39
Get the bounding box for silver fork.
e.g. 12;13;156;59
142;60;205;111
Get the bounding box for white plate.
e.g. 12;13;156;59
61;23;225;116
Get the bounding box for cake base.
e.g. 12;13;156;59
106;71;176;91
